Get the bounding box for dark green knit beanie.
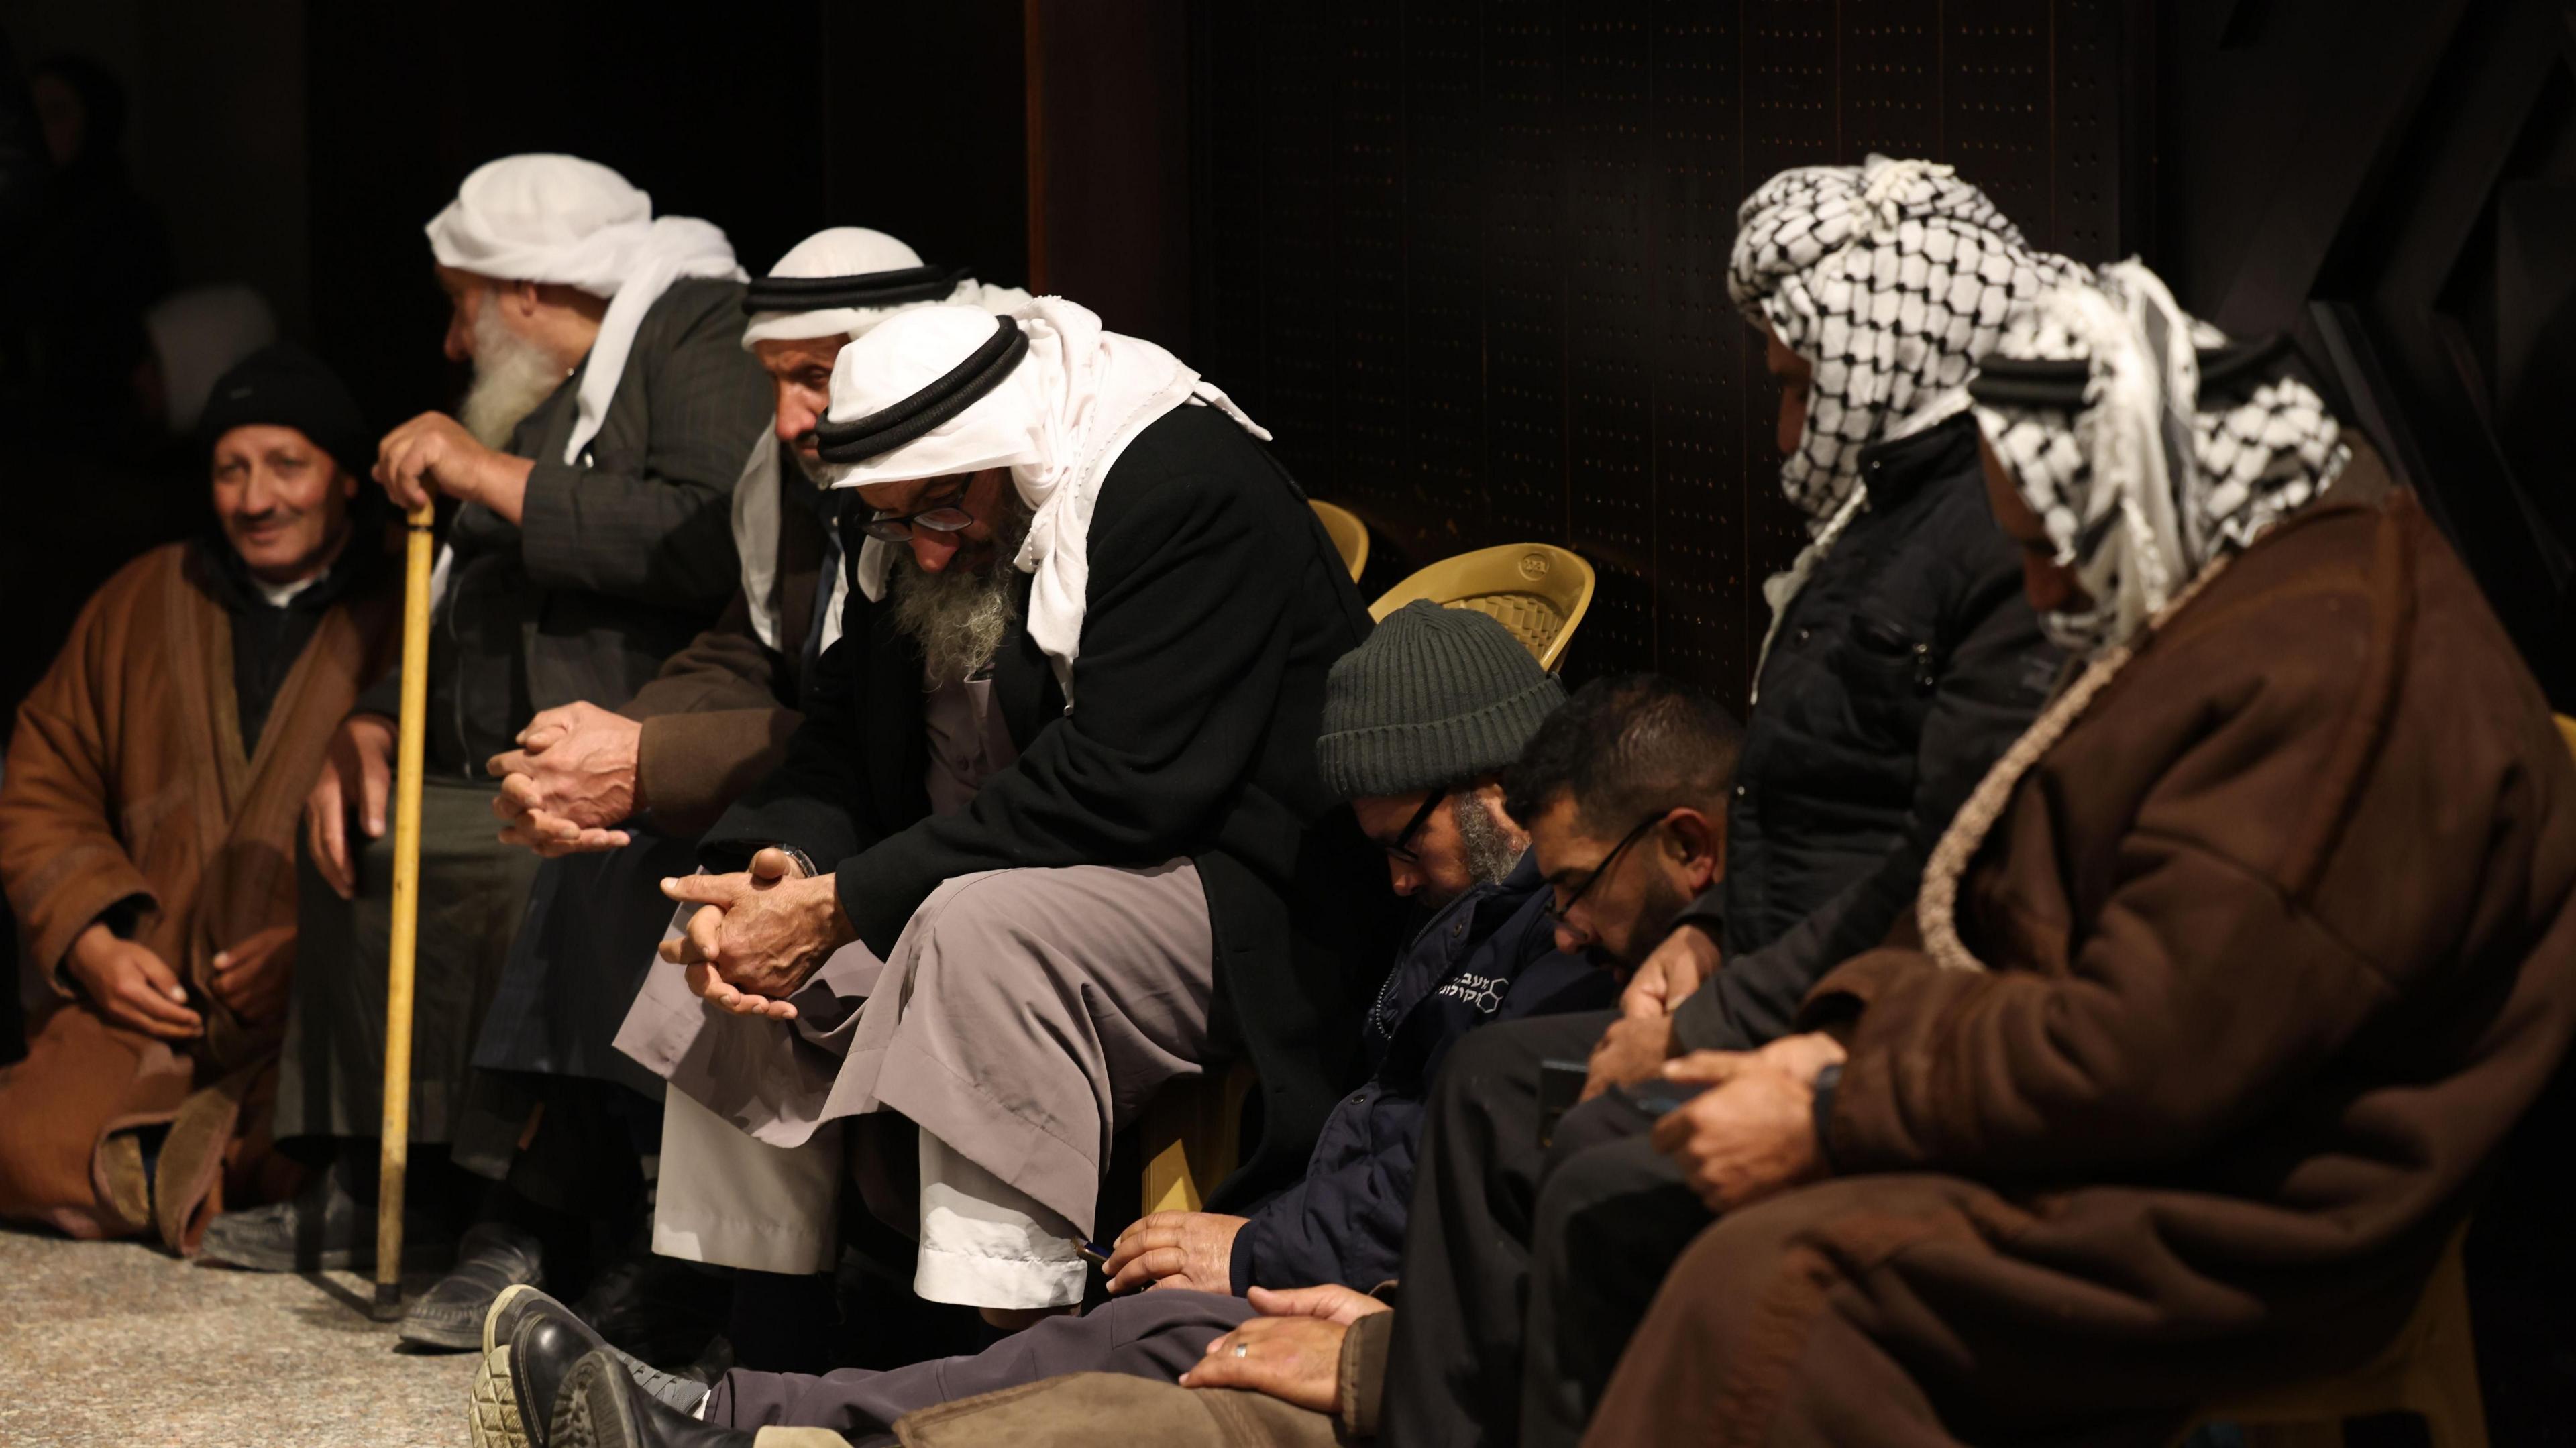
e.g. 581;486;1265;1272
1316;600;1566;799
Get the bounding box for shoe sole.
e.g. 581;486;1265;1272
468;1284;545;1448
550;1355;639;1448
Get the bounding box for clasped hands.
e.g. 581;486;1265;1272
486;701;643;856
658;846;855;1021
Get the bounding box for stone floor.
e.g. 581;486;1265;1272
0;1225;473;1447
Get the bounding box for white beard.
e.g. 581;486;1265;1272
460;304;570;449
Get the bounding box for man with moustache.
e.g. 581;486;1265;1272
614;298;1397;1325
464;608;1656;1448
393;229;1028;1356
200;154;771;1275
0;344;396;1253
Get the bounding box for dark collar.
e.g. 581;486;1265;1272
192;528;375;616
1853;411;1980;511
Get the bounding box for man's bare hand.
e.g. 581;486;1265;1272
1105;1211;1250;1295
659;848;852;1017
207;924;295;1025
1582;1013;1675;1103
1179;1285;1389;1412
66;924;201;1040
1621;921;1719;1019
1648;1034;1847;1212
375;412;535;522
304;714;394;900
488;701;643;856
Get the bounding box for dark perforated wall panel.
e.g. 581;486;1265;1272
1193;1;2129;709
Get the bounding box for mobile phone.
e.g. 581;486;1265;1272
1620;1082;1703;1118
1536;1058;1589;1147
1077;1241;1113;1269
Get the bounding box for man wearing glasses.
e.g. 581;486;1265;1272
616;299;1399;1327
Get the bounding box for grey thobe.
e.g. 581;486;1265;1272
618;675;1221;1297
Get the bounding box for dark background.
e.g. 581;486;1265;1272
5;0;2561;714
1;1;2571;1432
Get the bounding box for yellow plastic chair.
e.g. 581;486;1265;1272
1138;1062;1258;1215
2180;1225;2487;1447
1368;542;1597;671
1309;500;1370;583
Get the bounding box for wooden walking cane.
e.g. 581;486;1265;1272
372;499;436;1319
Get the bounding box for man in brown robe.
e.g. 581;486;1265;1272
0;343;396;1254
1587;264;2576;1446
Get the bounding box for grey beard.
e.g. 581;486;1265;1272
888;497;1033;685
460;304;569;449
1452;791;1525;887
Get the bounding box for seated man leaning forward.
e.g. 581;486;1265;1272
396;227;1029;1355
614;298;1395;1322
467;633;1732;1448
0;343;395;1251
1587;261;2576;1447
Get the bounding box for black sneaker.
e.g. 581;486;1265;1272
472;1285;712;1448
199;1168;455;1274
401;1221;547;1352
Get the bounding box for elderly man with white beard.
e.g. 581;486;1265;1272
199;154;772;1282
611;298;1401;1329
386;229;1030;1359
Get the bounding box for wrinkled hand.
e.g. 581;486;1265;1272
66;924;201;1040
1179;1285;1391;1412
1105;1211;1250;1295
207;924;295;1025
659;848;852;1019
488;701;643;856
1648;1033;1847;1212
304;714;394;901
1582;1013;1675;1103
1621;921;1719;1018
375;411;535;522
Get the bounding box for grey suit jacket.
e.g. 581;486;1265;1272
359;276;773;776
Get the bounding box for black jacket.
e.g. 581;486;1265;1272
707;402;1401;1203
1671;414;2058;1052
1228;852;1613;1294
356;277;773;775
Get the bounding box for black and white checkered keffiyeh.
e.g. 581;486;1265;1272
1972;260;2349;659
1729;155;2089;530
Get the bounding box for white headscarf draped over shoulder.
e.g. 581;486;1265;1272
818;298;1269;700
729;227;1034;653
425;154;745;465
1970;259;2349;659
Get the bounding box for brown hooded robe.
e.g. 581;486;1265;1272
1588;475;2576;1447
0;542;395;1251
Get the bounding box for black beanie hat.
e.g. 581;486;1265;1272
1316;600;1567;800
199;341;374;482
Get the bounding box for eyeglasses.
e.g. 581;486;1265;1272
862;490;976;543
1381;785;1450;866
1545;811;1670;924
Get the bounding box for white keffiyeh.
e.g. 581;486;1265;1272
820;299;1269;700
426;154;746;465
1972;259;2349;659
1728;155;2090;529
740;227;1031;349
731;228;1032;654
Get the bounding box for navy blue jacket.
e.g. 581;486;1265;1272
1228;853;1613;1293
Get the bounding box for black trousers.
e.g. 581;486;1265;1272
1381;1009;1717;1448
